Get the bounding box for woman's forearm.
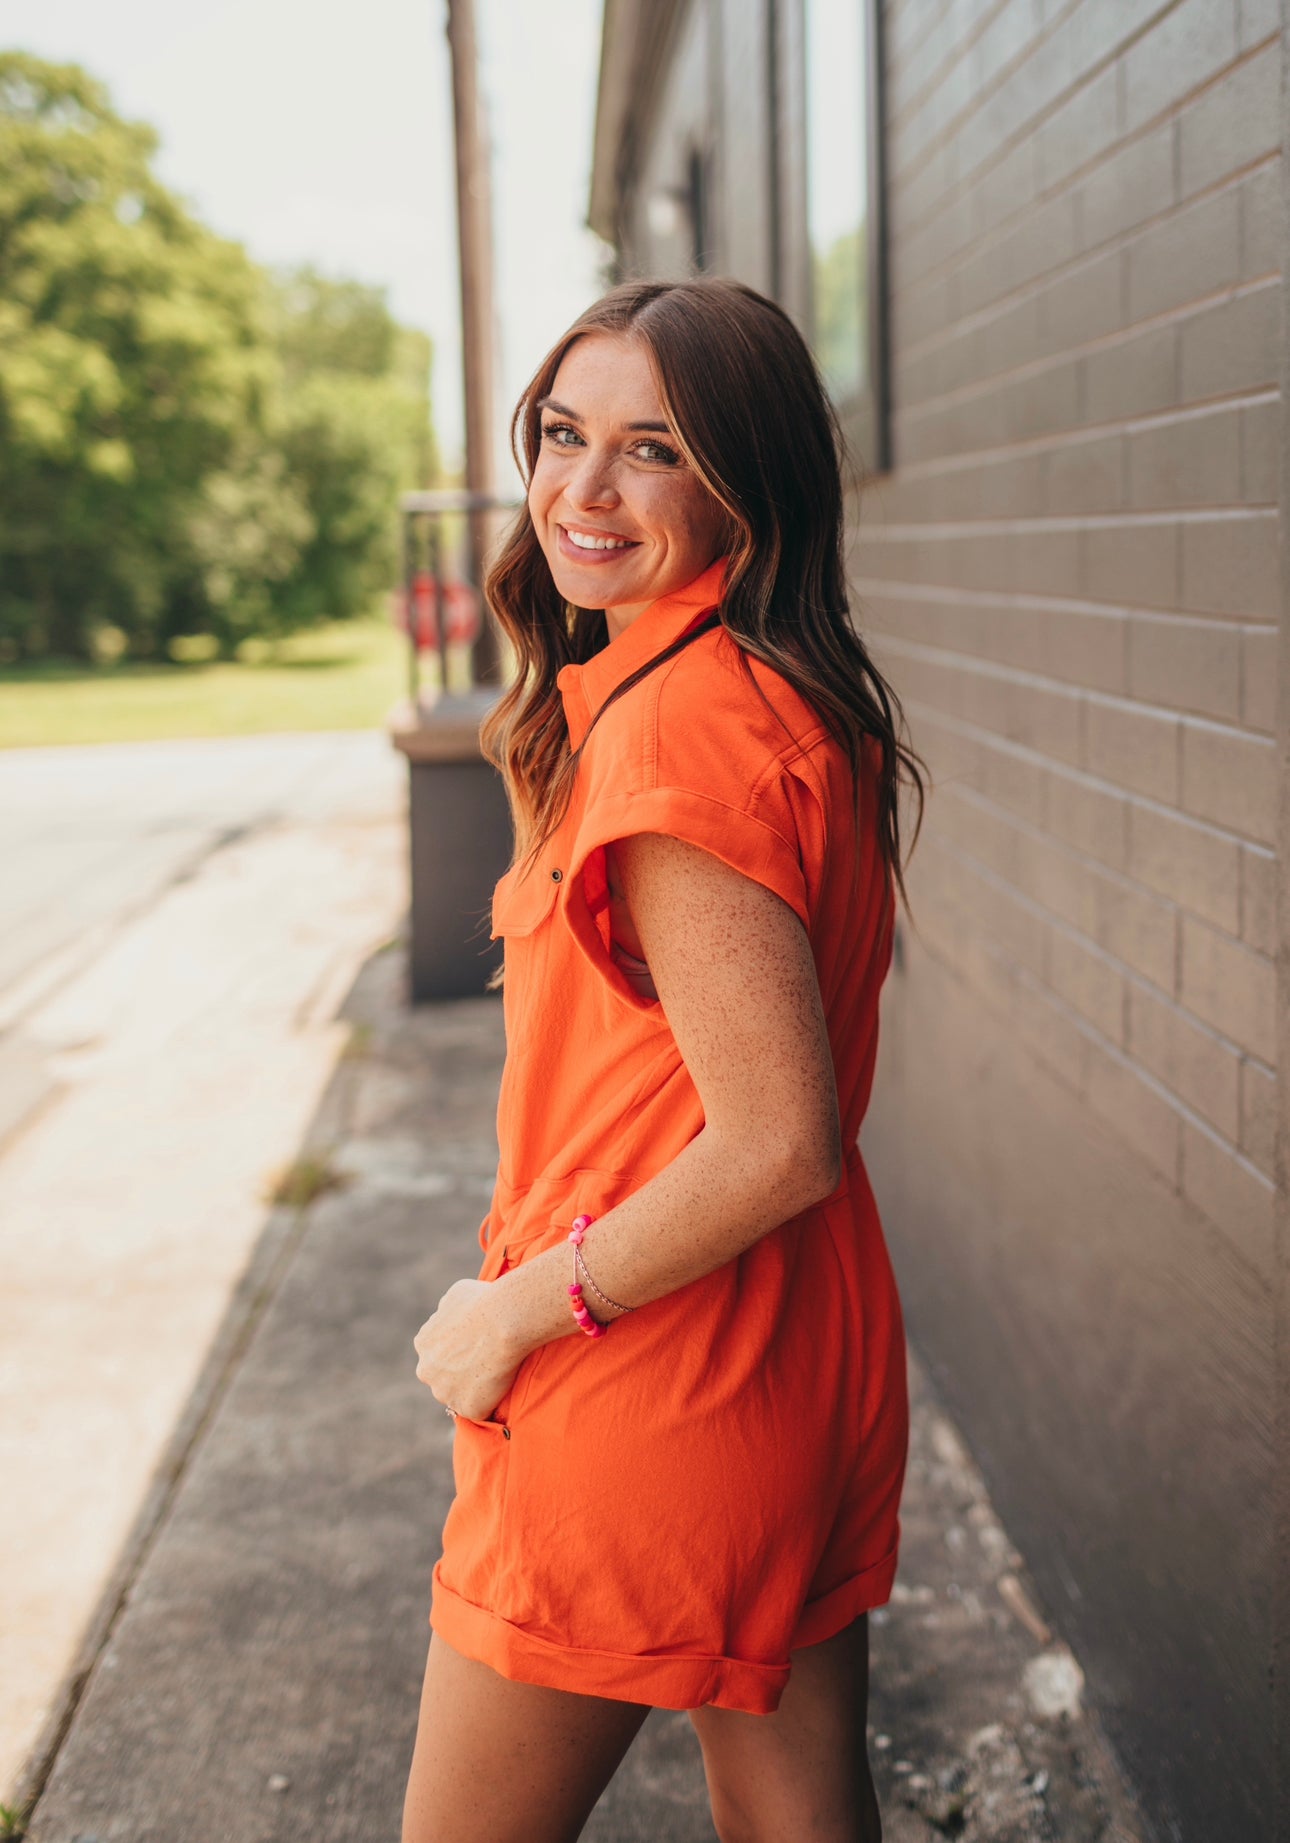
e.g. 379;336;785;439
491;1120;841;1361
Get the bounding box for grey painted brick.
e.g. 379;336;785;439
1180;1119;1275;1281
972;136;1040;239
1180;280;1281;399
866;639;974;730
1080;0;1188;62
896;338;970;414
971;0;1041;89
1082;323;1179;425
1077;121;1176;254
1240;1058;1276;1177
938;784;1023;883
1180;914;1276;1062
1241;844;1276;953
1179;510;1279;621
1036;64;1119;192
1128;981;1241;1139
1083;519;1180;610
1181;720;1276;844
1002;673;1085;765
1126;408;1241;511
901;358;1083;462
1242;626;1278;735
890;140;957;230
900;192;977;292
1238;0;1280;51
1082;1036;1182;1187
967;0;1161;179
979;737;1048;827
896;56;977;172
929;450;1049;521
1178;41;1280;195
972;292;1046;380
994;357;1083;445
1126;186;1241;324
1089;866;1178;989
958;849;1053;979
1240;397;1280;502
917;659;1087;766
1008;964;1092;1094
1046;433;1126;515
890;269;956;350
1125;800;1242;933
1085;695;1181;803
1042;605;1129;696
909;708;984;793
1047;928;1127;1043
1045;768;1131;871
1239;159;1280;280
1012;824;1101;929
958;195;1081;317
1122;0;1239;136
1127;614;1241;723
1039;246;1125;353
1010;525;1084;598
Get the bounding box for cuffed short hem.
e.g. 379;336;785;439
788;1544;901;1651
428;1542;901;1715
430;1564;789;1714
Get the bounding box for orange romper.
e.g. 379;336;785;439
429;558;909;1714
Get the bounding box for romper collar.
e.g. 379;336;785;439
556;556;731;749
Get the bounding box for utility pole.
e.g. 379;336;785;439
445;0;500;684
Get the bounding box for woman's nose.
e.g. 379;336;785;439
564;448;619;510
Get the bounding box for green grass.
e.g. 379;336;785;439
262;1145;353;1211
0;612;420;749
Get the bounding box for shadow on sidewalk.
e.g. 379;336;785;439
21;937;1147;1843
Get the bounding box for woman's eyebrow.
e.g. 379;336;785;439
536;396;672;434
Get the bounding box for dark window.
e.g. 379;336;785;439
687;144;710;272
801;0;888;468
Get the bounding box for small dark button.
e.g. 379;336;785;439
503;1426;512;1440
550;868;563;882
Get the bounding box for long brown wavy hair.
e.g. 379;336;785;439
480;276;926;911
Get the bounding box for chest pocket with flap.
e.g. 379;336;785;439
490;855;564;939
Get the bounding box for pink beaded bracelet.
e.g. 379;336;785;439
567;1213;609;1339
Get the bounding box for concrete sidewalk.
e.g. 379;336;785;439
22;944;1149;1842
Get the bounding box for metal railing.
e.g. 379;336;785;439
399;488;522;709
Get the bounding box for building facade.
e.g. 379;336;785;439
589;4;1285;1839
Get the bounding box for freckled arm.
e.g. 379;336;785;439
491;829;844;1357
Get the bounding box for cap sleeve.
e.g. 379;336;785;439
569;780;809;930
561;749;813;1009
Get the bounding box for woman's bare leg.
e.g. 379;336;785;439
402;1631;651;1843
688;1613;881;1843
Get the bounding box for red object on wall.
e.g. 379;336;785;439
412;570;438;649
443;580;480;643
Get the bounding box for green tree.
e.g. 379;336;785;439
242;268;436;645
0;53;271;659
0;60;437;664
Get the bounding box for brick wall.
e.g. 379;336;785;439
597;5;1280;1822
866;0;1280;1285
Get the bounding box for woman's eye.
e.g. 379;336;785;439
541;422;582;448
634;440;681;466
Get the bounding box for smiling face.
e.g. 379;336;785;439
527;331;731;635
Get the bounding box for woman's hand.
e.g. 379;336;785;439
414;1279;523;1422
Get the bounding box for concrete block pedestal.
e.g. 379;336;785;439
387;691;511;1001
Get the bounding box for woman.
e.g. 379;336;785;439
407;276;925;1843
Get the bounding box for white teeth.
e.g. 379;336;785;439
566;528;630;551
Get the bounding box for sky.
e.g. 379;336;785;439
0;0;610;479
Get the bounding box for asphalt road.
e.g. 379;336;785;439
0;730;409;1801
